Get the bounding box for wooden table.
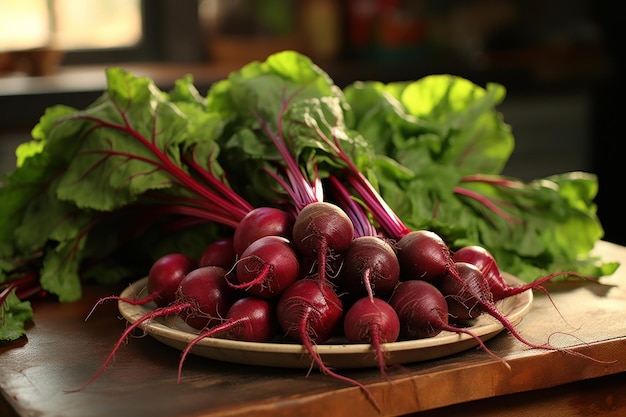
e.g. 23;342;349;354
2;241;625;417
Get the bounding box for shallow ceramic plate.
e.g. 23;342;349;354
118;273;532;369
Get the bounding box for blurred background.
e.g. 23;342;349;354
0;0;623;244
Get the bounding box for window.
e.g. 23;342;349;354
0;0;204;65
0;0;142;52
53;0;142;50
0;0;48;51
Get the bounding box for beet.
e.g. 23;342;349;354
147;253;197;307
396;230;460;282
177;296;279;381
340;236;400;301
436;262;486;321
343;296;400;377
233;207;293;255
178;266;240;330
198;237;237;270
291;201;355;284
276;279;379;410
230;235;301;299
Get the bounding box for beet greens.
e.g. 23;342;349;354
0;69;258;340
1;50;617;348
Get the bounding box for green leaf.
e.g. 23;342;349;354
0;290;34;341
0;149;72;256
342;71;612;282
207;50;358;202
348;75;514;175
39;238;84;302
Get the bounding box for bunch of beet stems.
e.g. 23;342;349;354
73;92;385;411
0;271;44;305
0;109;260;310
312;121;615;360
246;88;523;408
250;97;394;410
251;102;520;410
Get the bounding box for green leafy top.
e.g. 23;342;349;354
206;52;616;281
0;50;618;341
